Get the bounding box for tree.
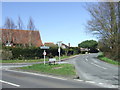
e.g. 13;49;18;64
78;40;98;48
27;17;36;47
3;17;16;45
17;16;24;30
27;17;36;31
86;2;119;61
78;40;98;53
4;17;16;29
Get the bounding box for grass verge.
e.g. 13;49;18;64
17;63;77;78
1;55;74;63
1;59;47;63
98;53;120;65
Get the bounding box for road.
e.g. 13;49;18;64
66;53;119;88
1;69;102;88
1;53;119;88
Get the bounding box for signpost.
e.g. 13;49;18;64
40;46;49;65
57;41;62;62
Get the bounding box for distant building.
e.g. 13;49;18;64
44;42;70;49
61;43;69;49
80;48;89;52
44;42;57;47
0;29;43;47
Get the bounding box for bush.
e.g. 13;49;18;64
2;50;13;60
89;48;99;53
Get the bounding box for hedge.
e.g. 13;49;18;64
2;47;65;60
2;46;80;60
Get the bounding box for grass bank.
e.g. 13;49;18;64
1;55;75;63
18;63;77;78
98;53;120;65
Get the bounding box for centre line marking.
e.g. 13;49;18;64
91;63;107;69
85;58;88;61
0;80;20;87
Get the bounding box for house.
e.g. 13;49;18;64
80;48;89;52
61;43;70;49
44;42;70;49
0;29;43;47
80;48;89;54
44;42;57;47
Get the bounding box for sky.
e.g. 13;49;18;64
2;2;98;47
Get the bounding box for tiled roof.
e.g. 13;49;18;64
44;42;54;45
44;42;57;47
62;43;68;47
0;29;43;47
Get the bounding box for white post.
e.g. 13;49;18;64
59;47;60;62
44;50;45;65
57;41;62;63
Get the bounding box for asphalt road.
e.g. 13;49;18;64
66;53;119;88
1;69;102;88
1;53;119;88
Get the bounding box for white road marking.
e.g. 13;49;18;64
93;60;98;63
85;58;88;61
45;76;67;80
85;81;95;84
0;80;20;87
4;69;67;81
98;83;104;85
74;79;84;82
91;63;107;69
111;85;118;88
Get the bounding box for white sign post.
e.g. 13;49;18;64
43;50;46;65
57;41;62;62
40;46;49;65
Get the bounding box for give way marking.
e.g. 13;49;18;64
0;80;20;87
91;63;107;69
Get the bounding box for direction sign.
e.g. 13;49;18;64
40;46;50;49
40;46;49;65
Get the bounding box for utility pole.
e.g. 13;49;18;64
57;41;62;62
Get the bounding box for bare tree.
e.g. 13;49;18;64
86;2;119;61
4;17;16;29
27;17;36;31
17;16;24;30
3;17;16;45
27;17;36;47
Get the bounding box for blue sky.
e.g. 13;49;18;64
2;2;98;47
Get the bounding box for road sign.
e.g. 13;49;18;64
43;51;46;55
40;46;50;49
49;58;56;62
40;46;49;65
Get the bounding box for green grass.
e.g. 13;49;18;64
1;59;47;63
55;55;70;60
18;63;76;77
98;53;120;65
1;55;74;63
